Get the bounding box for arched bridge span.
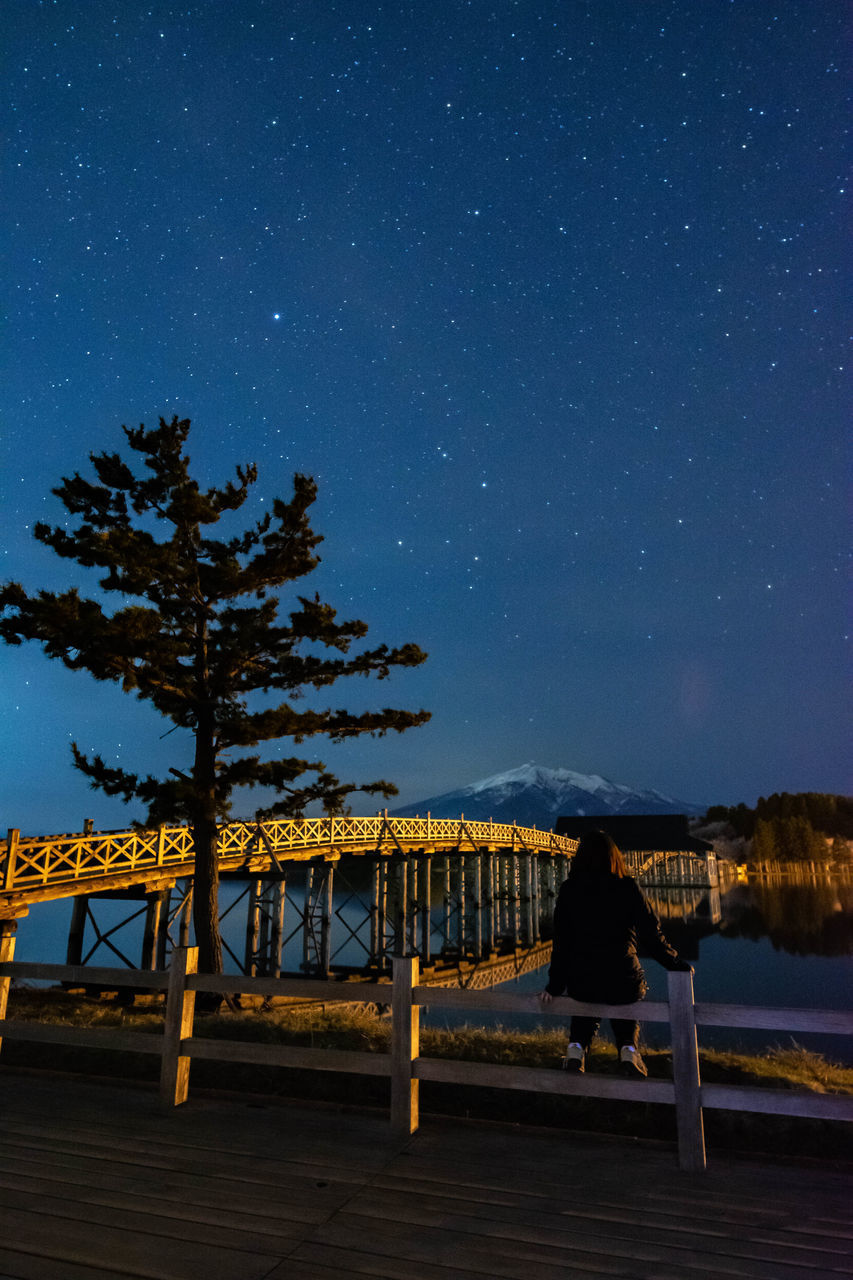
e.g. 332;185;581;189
1;815;576;913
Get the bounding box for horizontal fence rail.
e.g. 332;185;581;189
1;941;851;1171
1;816;579;904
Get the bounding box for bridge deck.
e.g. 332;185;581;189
1;816;580;911
0;1070;849;1279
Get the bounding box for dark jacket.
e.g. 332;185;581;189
546;871;684;1003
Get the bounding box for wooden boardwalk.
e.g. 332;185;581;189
0;1070;850;1280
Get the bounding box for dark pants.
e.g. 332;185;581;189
569;1016;639;1052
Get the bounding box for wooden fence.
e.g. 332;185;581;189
1;945;851;1172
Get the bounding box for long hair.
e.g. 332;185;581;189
569;828;628;880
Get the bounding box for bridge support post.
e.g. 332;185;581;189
484;853;496;953
405;855;424;960
528;854;541;943
542;858;555;920
473;852;483;958
156;890;171;969
370;856;409;966
66;895;90;966
173;881;193;949
534;854;545;939
369;859;384;967
456;856;466;956
303;862;334;976
401;858;412;956
417;853;431;964
391;954;419;1137
268;879;285;977
373;855;414;969
0;919;17;1055
391;857;408;958
706;852;719;889
441;857;452;956
245;879;261;974
245;877;286;978
504;855;517;947
495;854;506;943
521;854;535;945
141;890;170;970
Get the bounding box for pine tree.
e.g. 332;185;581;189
750;818;777;864
0;416;429;973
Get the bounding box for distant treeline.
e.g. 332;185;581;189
703;793;853;863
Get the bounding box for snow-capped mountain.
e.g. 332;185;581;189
390;763;703;827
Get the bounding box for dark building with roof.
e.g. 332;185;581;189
554;813;713;855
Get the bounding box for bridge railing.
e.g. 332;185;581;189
1;816;578;896
1;940;850;1172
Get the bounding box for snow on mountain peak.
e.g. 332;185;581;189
389;763;702;823
470;763;618;796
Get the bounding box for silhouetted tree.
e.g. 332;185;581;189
750;815;826;864
704;793;853;848
751;818;777;864
0;416;429;974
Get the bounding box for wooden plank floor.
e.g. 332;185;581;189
0;1069;850;1280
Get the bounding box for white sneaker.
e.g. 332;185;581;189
561;1042;585;1073
619;1045;648;1077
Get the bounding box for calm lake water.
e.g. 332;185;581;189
11;871;853;1064
424;875;853;1065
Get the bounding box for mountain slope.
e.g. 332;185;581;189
390;763;703;827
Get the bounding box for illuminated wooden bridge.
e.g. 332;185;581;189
1;815;720;985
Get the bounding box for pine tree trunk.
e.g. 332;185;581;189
191;699;223;977
191;808;223;975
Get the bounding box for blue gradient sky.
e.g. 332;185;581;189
2;1;849;834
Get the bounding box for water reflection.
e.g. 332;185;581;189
718;881;853;958
501;872;853;1064
651;875;853;961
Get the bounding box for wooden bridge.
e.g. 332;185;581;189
1;816;722;982
1;815;576;905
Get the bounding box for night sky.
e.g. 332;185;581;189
2;2;849;835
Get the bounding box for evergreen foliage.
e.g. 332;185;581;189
704;792;851;863
0;416;430;971
705;793;853;839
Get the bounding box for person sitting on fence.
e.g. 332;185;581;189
539;828;692;1077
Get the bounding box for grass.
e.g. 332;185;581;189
3;986;852;1160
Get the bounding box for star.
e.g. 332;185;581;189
0;0;846;827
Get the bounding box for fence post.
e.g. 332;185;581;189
0;920;18;1057
668;968;706;1172
160;945;198;1107
391;955;419;1138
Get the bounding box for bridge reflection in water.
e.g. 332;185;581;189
0;816;723;987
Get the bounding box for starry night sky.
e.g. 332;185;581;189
2;1;849;834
